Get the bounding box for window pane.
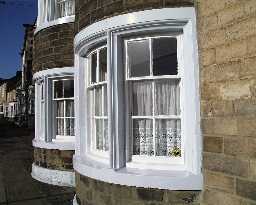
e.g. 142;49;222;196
96;119;103;150
103;120;108;151
127;40;150;77
99;47;107;82
66;100;74;117
56;101;64;117
56;118;64;135
132;81;152;116
64;80;74;98
155;119;181;157
54;81;63;98
95;87;102;116
90;52;97;84
153;38;178;76
155;79;180;115
57;0;74;18
133;119;153;156
66;118;75;136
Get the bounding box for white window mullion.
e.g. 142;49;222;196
102;85;105;151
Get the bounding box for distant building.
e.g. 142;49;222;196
0;72;22;120
16;24;35;127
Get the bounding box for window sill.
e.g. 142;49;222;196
73;155;203;190
35;15;75;34
32;138;75;150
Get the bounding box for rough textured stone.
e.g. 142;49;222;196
34;148;74;171
33;23;74;73
237;179;256;201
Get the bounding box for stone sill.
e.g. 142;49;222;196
73;155;203;190
32;139;75;150
31;163;75;187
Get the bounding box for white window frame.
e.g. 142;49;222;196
52;78;75;139
33;67;75;151
86;45;109;161
74;8;202;190
124;35;185;169
35;0;75;34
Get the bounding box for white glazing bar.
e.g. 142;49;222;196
102;85;105;150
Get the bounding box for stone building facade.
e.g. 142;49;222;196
32;0;256;204
31;0;76;187
16;24;36;127
72;1;256;205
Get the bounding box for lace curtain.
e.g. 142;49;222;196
132;79;181;157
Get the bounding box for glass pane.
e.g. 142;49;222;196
127;39;150;77
54;81;63;98
57;0;74;18
153;38;178;76
95;87;102;116
90;52;97;84
103;120;108;151
103;85;107;116
99;47;107;82
66;118;75;136
133;119;153;156
66;100;74;117
56;101;64;117
155;79;180;115
96;119;103;150
56;118;64;136
132;81;152;116
155;119;181;157
64;80;74;98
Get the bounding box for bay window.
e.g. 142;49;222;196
33;67;75;150
36;0;75;33
74;8;202;190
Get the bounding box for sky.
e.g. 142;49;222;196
0;0;37;79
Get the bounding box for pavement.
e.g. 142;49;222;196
0;118;75;205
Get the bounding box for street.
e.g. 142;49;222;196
0;118;75;205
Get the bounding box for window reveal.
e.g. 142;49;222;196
126;37;181;159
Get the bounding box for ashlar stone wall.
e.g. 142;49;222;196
33;23;75;73
197;0;256;204
34;148;74;171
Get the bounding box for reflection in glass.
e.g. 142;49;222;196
54;81;63;98
127;40;150;77
99;47;107;82
64;80;74;98
153;38;178;76
91;52;97;84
